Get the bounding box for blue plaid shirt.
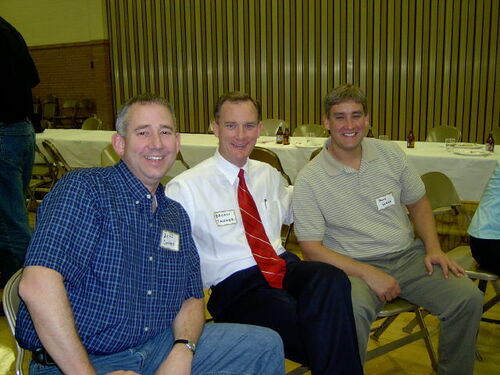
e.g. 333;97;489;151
16;161;203;354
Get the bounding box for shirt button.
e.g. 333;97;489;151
149;256;154;261
146;194;151;199
144;327;149;331
135;200;139;205
147;290;152;295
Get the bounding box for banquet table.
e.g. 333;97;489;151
36;129;500;201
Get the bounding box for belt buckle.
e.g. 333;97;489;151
33;347;56;366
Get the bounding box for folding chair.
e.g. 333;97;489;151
249;146;292;185
425;126;461;142
160;151;191;185
400;173;470;338
27;144;58;210
367;298;438;370
249;146;293;246
309;147;322;160
261;119;288;136
54;100;78;128
100;144;119;167
293;124;329;137
447;245;499;325
2;269;26;375
41;140;73;178
421;171;470;246
81;116;102;130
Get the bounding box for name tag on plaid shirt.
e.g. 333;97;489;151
160;230;180;251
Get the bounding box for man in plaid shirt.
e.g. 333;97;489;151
15;94;284;375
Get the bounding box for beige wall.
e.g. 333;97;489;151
0;0;107;46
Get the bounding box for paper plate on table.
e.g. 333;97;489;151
453;149;489;156
294;142;321;147
454;143;483;149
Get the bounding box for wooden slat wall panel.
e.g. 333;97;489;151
106;0;499;142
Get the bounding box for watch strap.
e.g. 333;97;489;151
173;339;196;354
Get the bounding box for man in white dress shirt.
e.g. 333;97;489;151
166;91;363;375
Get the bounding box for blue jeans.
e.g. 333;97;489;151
0;120;35;285
29;323;285;375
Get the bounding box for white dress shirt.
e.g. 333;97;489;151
165;150;293;288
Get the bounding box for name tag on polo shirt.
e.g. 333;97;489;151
376;193;395;210
214;210;237;226
160;230;180;251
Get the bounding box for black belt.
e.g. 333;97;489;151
32;347;56;366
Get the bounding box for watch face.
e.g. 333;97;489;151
186;342;196;353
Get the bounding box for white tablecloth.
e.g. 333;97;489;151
36;130;500;201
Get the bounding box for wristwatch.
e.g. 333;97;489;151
173;338;197;354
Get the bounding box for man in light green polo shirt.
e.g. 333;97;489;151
293;84;483;375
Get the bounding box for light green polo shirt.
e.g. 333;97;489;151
293;137;425;260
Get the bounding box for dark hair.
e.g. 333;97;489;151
116;93;176;136
214;91;262;122
323;84;368;117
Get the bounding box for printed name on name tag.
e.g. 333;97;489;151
214;210;237;226
160;230;180;251
376;193;395;210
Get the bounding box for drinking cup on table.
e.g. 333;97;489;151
379;135;390;141
306;131;315;144
445;138;456;152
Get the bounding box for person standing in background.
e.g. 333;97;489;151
0;16;40;288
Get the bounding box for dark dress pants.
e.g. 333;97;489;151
470;235;500;274
207;252;363;375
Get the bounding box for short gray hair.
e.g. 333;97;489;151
324;84;368;117
115;93;177;136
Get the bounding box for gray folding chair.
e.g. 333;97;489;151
425;126;461;142
2;269;26;375
261;119;288;136
293;124;329;137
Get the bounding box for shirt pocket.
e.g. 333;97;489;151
258;199;282;241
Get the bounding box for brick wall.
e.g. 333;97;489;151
30;40;115;130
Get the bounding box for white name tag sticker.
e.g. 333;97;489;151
376;193;396;210
214;210;237;226
160;230;180;251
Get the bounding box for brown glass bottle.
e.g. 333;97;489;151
407;129;415;148
276;125;283;144
283;127;290;145
486;133;495;152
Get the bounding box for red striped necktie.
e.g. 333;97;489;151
237;169;286;289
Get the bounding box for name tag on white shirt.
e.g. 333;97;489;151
160;230;180;251
376;193;395;210
214;210;237;226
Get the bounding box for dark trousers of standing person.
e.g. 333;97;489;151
207;251;363;375
470;236;500;275
0;120;35;286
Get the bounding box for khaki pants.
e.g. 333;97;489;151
350;240;483;375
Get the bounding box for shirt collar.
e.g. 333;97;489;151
319;137;380;176
114;160;168;209
214;149;249;186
